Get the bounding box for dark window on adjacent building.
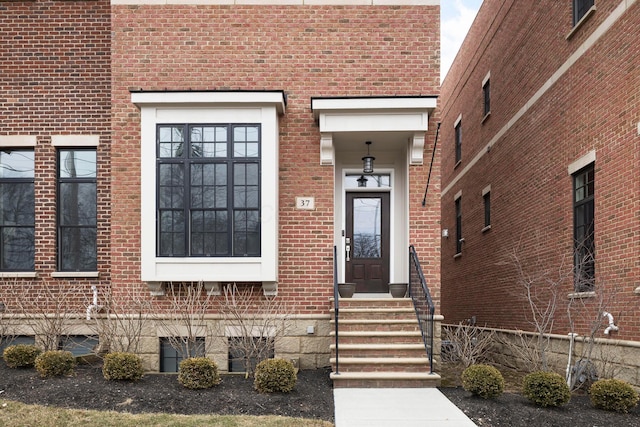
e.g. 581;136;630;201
454;121;462;164
483;191;491;228
483;79;491;117
58;149;97;271
573;164;594;291
159;337;206;372
455;197;462;254
157;124;261;257
573;0;594;25
0;150;35;271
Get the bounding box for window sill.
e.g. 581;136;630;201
51;271;100;279
567;291;595;299
0;272;38;278
481;112;491;124
481;225;492;233
567;6;596;40
454;160;462;169
453;252;462;259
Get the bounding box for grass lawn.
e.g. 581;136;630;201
0;400;334;427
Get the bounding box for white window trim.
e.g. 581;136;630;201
132;91;283;290
568;150;595;175
0;135;37;147
51;135;100;147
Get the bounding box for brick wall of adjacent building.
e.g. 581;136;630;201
440;0;640;342
110;4;441;314
0;0;111;308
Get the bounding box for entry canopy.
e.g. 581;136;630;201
311;96;437;166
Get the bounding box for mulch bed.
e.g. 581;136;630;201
0;361;335;422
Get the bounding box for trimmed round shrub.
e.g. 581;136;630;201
461;364;505;399
254;358;297;393
3;344;41;368
34;350;76;378
523;371;571;407
178;357;221;389
589;378;639;413
103;352;144;381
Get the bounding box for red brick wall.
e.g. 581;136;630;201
440;0;640;339
111;4;441;314
0;0;111;304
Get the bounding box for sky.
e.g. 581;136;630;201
441;0;484;82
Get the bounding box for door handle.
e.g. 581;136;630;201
345;244;351;262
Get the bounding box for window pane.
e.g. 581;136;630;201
1;183;35;225
60;183;97;226
2;227;34;270
159;126;185;158
352;197;382;258
59;150;96;178
60;227;97;271
158;164;184;209
0;151;34;178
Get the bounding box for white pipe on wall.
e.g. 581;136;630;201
86;285;99;320
603;311;619;335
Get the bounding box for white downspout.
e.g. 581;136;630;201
566;333;578;387
86;285;98;320
603;311;618;335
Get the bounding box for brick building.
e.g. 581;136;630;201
440;0;640;385
1;0;441;377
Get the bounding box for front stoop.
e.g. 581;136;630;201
330;297;441;388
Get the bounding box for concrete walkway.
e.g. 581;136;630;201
334;388;477;427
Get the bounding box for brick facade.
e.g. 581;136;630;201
1;1;441;372
440;0;640;342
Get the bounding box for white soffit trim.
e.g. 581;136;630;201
311;96;437;166
131;91;286;115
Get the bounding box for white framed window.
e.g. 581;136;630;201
132;91;284;284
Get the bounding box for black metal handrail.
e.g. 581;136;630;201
409;245;435;373
332;245;340;374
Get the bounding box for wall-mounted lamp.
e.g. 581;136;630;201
442;229;449;238
357;175;368;187
362;141;375;174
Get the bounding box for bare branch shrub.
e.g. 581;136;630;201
5;278;85;351
153;281;212;359
441;323;496;368
221;283;288;377
88;286;151;354
502;237;572;371
493;330;542;373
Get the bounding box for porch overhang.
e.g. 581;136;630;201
311;96;437;166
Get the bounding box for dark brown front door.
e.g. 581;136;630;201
345;192;390;293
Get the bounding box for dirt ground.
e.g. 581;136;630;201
1;360;639;426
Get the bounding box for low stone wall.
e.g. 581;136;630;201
448;326;640;388
1;315;333;373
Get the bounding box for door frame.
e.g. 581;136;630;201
337;168;397;287
345;191;391;292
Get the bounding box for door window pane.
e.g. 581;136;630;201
352;197;382;258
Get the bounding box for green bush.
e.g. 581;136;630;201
178;357;221;389
460;364;505;399
102;352;144;381
589;379;639;413
522;371;571;407
3;344;41;368
254;358;297;393
34;350;76;378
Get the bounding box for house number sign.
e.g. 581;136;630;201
296;197;315;210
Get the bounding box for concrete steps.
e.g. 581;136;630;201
330;297;440;388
